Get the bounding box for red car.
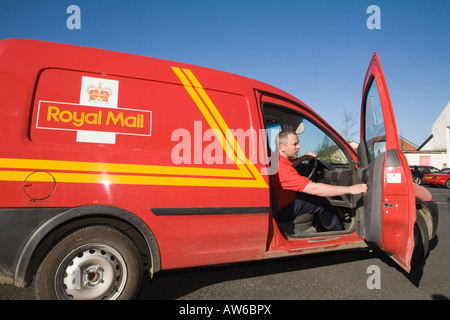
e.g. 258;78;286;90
422;168;450;188
0;39;438;300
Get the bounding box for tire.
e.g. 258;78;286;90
413;176;421;185
445;180;450;189
35;225;143;300
411;212;430;268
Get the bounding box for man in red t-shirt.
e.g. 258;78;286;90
272;130;367;231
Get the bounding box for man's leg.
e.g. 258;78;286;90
291;193;343;231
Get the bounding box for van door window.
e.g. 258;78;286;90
264;104;349;166
297;118;349;166
364;78;386;163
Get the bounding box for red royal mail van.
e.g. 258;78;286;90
0;39;438;300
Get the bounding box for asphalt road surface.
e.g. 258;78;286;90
1;185;449;300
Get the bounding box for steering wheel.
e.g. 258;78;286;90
295;158;318;179
307;157;319;180
296;158;335;180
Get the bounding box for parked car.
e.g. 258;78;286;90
410;165;440;184
422;168;450;188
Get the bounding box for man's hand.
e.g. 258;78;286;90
292;152;316;167
347;183;368;195
304;152;317;160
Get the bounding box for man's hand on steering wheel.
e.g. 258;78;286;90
293;152;317;179
292;152;316;168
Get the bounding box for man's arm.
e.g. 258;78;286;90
303;182;367;197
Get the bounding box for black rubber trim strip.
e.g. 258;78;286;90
151;206;270;216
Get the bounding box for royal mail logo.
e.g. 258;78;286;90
87;82;112;103
36;101;152;137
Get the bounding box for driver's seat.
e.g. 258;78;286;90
277;213;316;235
271;188;317;235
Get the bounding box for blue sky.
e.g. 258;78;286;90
1;0;449;145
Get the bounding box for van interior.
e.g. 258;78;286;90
262;102;361;238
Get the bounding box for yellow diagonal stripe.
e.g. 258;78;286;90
173;67;267;188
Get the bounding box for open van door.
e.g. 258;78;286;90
356;53;416;272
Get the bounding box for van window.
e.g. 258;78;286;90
266;122;282;153
263;103;349;165
364;78;386;163
293;118;349;165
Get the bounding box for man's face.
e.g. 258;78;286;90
281;133;300;160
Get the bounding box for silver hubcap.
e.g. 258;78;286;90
56;244;127;300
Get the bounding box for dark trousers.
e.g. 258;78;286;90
278;193;343;231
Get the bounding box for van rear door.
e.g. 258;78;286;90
357;53;415;272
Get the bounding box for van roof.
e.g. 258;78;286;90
0;38;303;105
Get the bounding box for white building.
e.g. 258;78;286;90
403;101;450;169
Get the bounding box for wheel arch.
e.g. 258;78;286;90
14;205;161;287
415;197;438;240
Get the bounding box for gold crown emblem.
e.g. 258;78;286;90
87;82;111;103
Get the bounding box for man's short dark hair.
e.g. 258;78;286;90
277;130;297;147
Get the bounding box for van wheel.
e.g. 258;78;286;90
411;212;429;268
35;225;143;300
